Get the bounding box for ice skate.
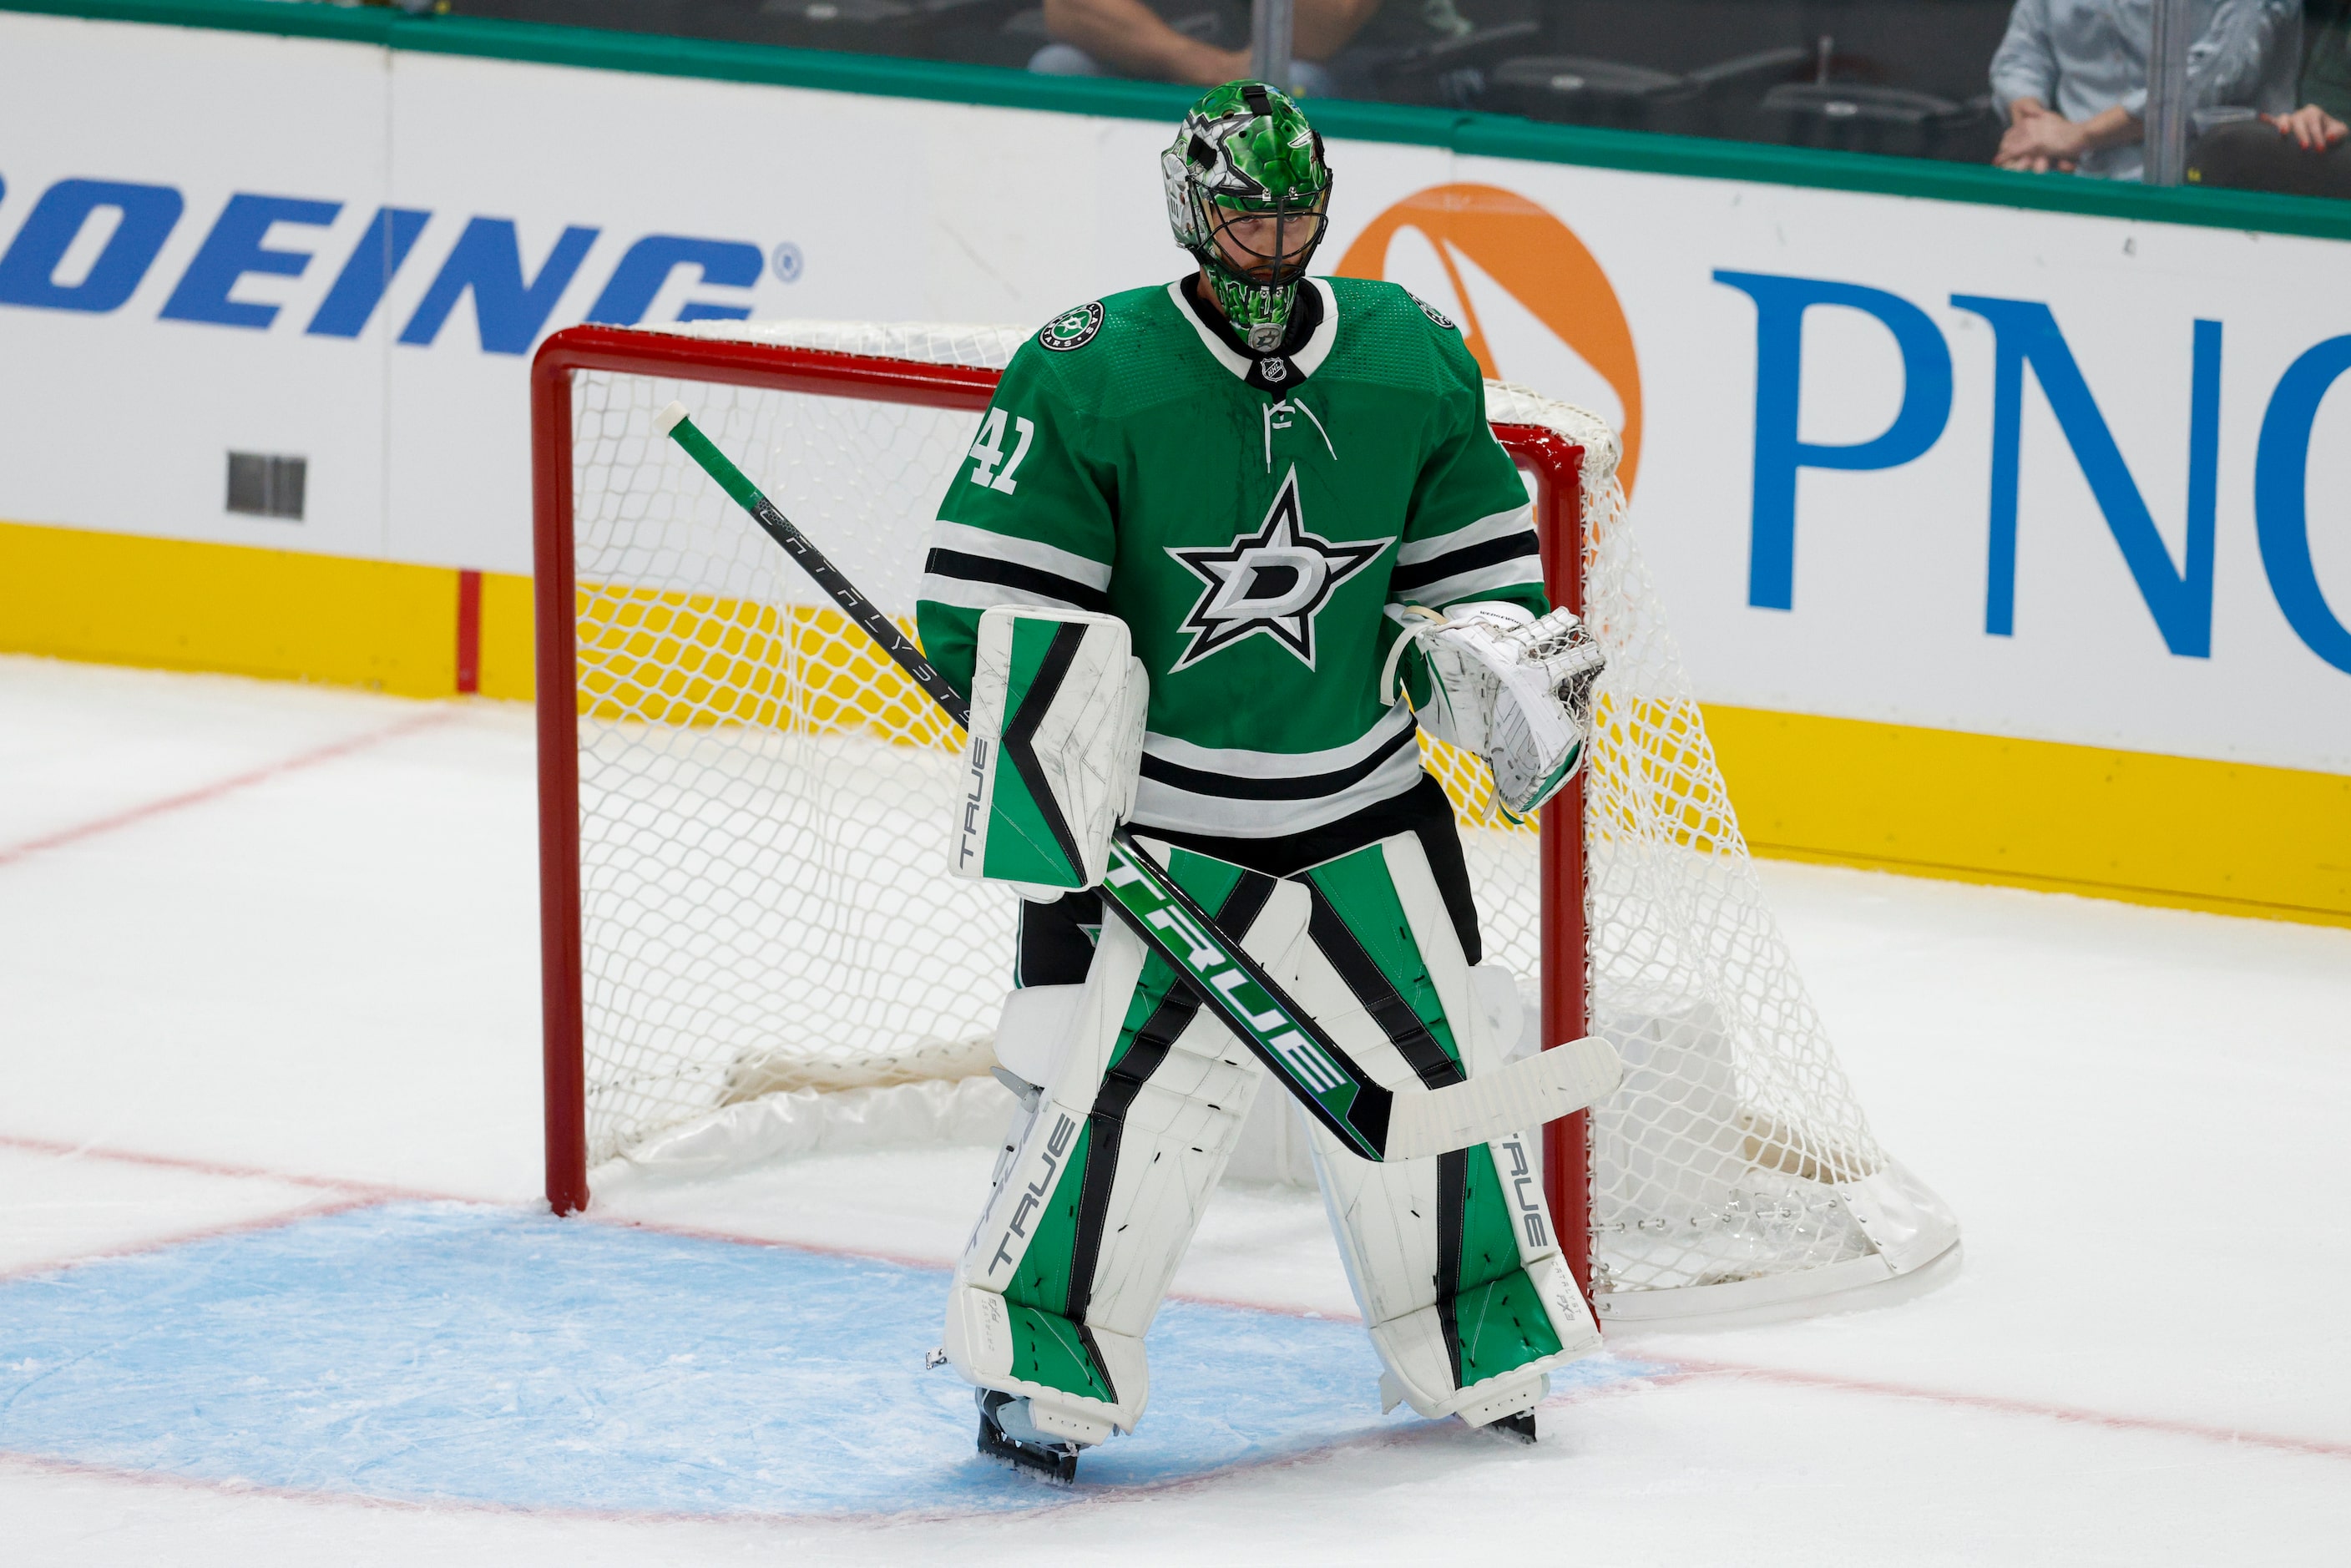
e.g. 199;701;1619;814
975;1390;1082;1485
1484;1409;1539;1445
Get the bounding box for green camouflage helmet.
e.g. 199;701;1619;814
1161;80;1334;352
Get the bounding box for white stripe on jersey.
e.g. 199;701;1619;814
1394;501;1535;565
1130;739;1426;837
913;574;1091;615
1130;705;1428;837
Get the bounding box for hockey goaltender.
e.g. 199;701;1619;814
913;80;1612;1482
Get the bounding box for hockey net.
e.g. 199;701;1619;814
533;321;1957;1327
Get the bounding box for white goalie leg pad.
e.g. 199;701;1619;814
1351;1247;1602;1422
953;605;1146;895
1383;601;1606;817
1449;1368;1555;1430
1378;1363;1555;1429
945;840;1312;1437
943;1287;1133;1446
1284;832;1604;1421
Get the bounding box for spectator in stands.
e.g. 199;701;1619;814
2301;0;2351;121
1990;0;2317;179
2180;0;2351;195
1029;0;1477;95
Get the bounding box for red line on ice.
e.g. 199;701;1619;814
581;1212;1361;1323
0;1193;397;1284
0;1133;464;1282
588;1219;2351;1462
0;1392;1469;1527
0;708;454;868
0;1145;1347;1325
0;1132;454;1201
13;1140;2346;1466
580;1212;960;1277
1663;1357;2351;1461
0;1439;1072;1527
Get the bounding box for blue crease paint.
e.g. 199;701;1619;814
0;1202;1651;1517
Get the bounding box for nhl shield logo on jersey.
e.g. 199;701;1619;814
1165;466;1386;670
1259;357;1289;382
1039;301;1105;352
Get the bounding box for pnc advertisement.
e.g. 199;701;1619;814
2;8;2347;783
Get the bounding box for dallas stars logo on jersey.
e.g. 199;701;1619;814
1165;466;1384;670
1039;301;1105;352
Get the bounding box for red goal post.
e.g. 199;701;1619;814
528;324;1599;1298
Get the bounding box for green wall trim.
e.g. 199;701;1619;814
12;0;2351;244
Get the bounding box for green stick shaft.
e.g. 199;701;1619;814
665;408;969;729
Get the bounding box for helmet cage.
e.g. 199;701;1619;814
1202;189;1329;289
1163;83;1333;352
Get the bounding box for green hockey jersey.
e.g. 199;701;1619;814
916;275;1548;838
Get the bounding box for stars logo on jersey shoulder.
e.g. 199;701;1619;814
1165;466;1387;671
1408;292;1456;331
1040;301;1105;352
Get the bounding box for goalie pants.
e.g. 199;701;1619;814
943;770;1600;1438
1013;773;1484;984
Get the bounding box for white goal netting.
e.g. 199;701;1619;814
557;320;1956;1323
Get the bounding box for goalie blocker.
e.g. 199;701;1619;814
952;606;1146;895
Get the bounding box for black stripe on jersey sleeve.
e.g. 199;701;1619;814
1387;529;1542;598
922;549;1114;614
1136;721;1419;802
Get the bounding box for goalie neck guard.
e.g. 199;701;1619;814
1162;80;1334;353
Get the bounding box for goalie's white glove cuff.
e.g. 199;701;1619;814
1378;600;1538;709
1443;599;1536;631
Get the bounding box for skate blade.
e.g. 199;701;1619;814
1484;1409;1539;1445
978;1424;1079;1485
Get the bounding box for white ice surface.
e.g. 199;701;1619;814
2;654;2347;1563
0;660;543;1198
0;1141;337;1278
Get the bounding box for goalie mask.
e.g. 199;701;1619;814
1162;80;1334;352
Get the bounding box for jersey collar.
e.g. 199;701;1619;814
1170;276;1338;394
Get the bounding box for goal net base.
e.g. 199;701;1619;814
588;1070;1959;1333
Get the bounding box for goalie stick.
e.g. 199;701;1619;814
660;402;1620;1162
